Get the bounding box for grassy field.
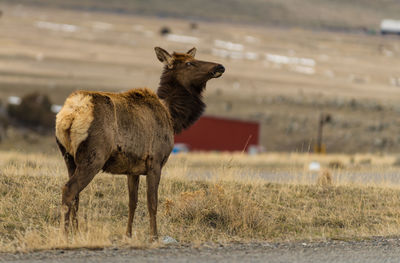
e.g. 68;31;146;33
2;151;400;252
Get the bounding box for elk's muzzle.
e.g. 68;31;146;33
211;64;225;78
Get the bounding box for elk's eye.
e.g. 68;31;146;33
186;62;192;66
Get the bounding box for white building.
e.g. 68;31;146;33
381;19;400;35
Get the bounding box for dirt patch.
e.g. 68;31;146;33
2;237;400;263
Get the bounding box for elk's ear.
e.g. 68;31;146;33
187;47;196;57
155;47;173;68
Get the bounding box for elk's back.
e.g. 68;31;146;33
55;89;174;167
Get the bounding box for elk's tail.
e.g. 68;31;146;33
55;93;94;157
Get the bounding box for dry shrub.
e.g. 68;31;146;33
359;158;372;165
392;157;400;167
328;160;345;170
165;183;265;239
7;92;55;130
316;169;333;187
159;26;171;35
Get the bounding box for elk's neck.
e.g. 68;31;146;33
157;77;206;134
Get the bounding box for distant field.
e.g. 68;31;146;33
0;4;400;153
4;0;400;31
2;151;400;252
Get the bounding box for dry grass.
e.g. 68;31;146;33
2;151;400;252
166;152;398;168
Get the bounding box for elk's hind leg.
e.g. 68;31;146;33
62;161;104;234
57;139;79;231
62;138;110;234
56;138;76;177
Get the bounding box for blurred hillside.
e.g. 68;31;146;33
0;3;400;154
5;0;400;32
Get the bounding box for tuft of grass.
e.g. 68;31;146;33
2;151;400;252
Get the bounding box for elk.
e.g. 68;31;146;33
55;47;225;240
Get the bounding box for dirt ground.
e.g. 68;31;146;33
2;237;400;263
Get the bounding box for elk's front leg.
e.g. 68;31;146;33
126;174;140;237
146;169;161;241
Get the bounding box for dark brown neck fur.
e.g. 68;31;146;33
157;67;206;134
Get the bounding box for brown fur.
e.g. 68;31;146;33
157;50;224;133
55;47;224;240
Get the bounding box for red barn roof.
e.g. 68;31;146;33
174;116;259;152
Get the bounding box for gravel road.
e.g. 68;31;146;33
2;237;400;263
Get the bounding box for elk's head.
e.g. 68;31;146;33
155;47;225;92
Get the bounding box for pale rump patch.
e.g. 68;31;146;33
55;93;94;157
